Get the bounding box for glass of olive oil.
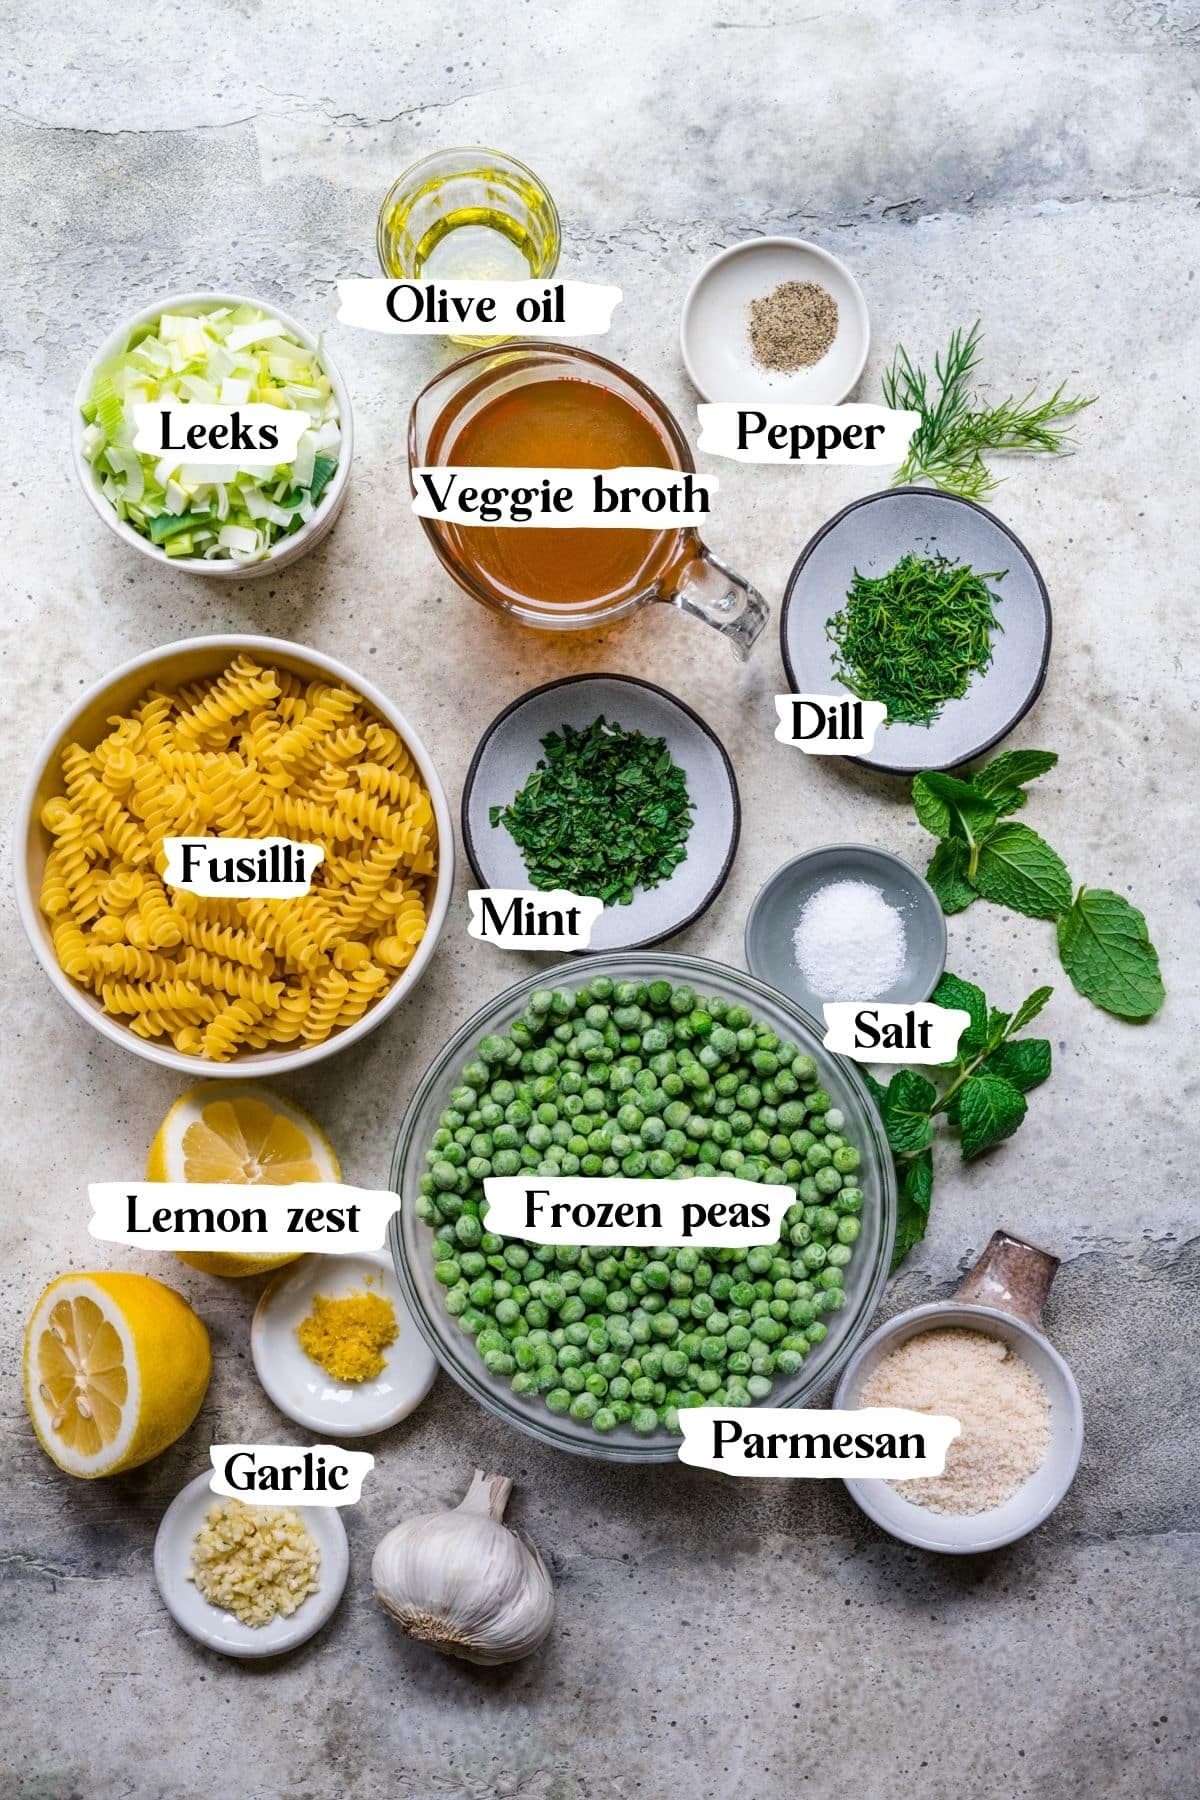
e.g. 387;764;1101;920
377;147;560;346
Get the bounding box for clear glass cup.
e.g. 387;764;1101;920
408;342;770;658
377;147;560;346
389;952;897;1463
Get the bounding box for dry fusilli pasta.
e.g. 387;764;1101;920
38;655;437;1059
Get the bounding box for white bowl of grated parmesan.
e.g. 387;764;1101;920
834;1235;1083;1553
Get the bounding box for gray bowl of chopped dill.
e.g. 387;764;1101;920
462;674;740;952
780;487;1052;774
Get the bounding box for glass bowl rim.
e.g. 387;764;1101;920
388;950;897;1462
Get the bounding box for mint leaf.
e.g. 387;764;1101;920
1057;886;1165;1019
861;1069;889;1108
985;1006;1011;1049
913;771;997;847
931;971;987;1054
926;839;977;913
971;749;1057;802
985;1038;1051;1092
880;1070;937;1155
957;1071;1027;1158
982;786;1028;816
1008;984;1053;1034
890;1150;933;1271
912;772;957;837
972;821;1073;919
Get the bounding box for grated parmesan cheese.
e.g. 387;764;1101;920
859;1327;1051;1514
188;1498;320;1627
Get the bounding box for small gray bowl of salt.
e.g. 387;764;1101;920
743;844;946;1018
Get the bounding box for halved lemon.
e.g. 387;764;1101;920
24;1271;211;1478
147;1081;342;1277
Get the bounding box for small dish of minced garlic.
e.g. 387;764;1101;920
154;1472;349;1658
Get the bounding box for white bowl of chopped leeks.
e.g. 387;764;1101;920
71;290;353;577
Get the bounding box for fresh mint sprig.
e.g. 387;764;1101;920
913;751;1164;1020
868;972;1053;1269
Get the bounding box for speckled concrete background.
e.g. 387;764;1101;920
1;3;1196;1796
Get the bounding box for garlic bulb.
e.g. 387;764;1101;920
372;1469;555;1665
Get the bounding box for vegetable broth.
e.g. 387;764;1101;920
442;377;677;609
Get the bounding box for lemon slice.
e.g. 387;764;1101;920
147;1082;341;1277
23;1271;211;1479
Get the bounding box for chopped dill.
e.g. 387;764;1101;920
825;552;1005;727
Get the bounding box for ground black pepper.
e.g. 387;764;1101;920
748;279;839;371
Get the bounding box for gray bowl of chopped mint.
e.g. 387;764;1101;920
462;674;740;953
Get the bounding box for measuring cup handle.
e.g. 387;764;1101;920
661;543;769;660
955;1229;1061;1331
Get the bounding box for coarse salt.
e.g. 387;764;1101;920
792;878;906;1000
859;1327;1051;1515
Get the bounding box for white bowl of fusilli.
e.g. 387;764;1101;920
16;635;454;1073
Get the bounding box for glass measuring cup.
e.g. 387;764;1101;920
408;343;769;658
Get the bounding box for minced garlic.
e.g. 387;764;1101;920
188;1498;320;1627
296;1289;398;1382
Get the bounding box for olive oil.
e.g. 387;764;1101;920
406;208;542;283
377;150;560;345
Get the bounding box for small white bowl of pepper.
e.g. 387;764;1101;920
680;236;870;405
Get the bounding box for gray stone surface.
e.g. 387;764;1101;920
1;2;1197;1796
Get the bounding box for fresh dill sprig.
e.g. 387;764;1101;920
883;321;1095;500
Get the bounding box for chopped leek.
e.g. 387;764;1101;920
149;508;212;544
81;303;340;561
310;455;338;503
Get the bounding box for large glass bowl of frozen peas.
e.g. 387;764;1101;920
390;953;897;1462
